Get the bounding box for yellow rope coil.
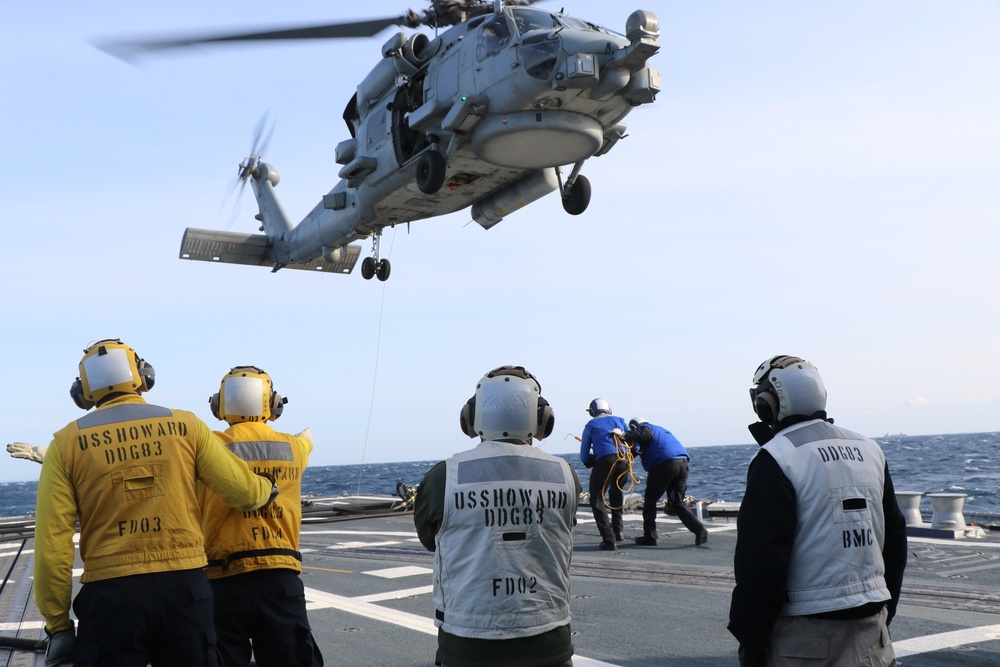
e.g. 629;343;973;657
602;432;639;511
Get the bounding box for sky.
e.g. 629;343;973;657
2;0;1000;483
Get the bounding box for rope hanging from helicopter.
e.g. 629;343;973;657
355;228;396;497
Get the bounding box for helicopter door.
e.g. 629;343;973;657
392;78;429;165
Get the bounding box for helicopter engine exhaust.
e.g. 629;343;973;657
471;169;559;230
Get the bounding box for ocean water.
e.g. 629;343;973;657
3;432;998;519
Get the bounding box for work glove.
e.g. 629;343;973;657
583;455;595;469
7;442;48;464
45;623;75;667
294;427;314;445
257;471;280;507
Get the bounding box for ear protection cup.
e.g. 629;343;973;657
535;396;555;440
459;395;477;438
137;359;155;393
209;392;222;420
753;389;779;426
270;391;287;421
70;378;93;411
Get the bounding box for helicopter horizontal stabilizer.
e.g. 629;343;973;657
179;228;360;274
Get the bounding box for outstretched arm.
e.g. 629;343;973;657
7;442;48;464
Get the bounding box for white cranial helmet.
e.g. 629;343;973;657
587;398;611;417
459;366;554;442
750;355;827;426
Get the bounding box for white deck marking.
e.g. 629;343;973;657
0;621;43;631
907;536;1000;549
303;585;624;666
304;586;436;633
0;548;34;557
353;586;433;603
894;624;1000;656
301;529;416;537
363;565;432;579
325;540;400;550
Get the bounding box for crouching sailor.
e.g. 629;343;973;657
201;366;324;667
728;355;908;667
414;365;582;667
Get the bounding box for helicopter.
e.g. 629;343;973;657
105;0;661;281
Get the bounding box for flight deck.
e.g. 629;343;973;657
3;501;1000;666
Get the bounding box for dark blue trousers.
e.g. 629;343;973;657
643;458;705;540
590;454;628;542
210;568;324;667
73;568;220;667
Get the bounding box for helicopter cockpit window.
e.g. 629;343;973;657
520;33;560;80
556;15;603;33
476;15;512;62
511;8;557;35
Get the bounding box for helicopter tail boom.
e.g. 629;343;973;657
179;228;361;274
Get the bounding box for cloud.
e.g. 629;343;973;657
906;396;931;407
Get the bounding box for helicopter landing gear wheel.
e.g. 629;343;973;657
562;175;591;215
416;150;446;194
376;259;391;282
361;256;376;280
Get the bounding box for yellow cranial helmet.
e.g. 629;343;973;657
210;366;286;424
71;339;155;410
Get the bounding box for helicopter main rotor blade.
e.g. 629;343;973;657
98;15;417;60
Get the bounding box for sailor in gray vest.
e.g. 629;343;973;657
728;355;907;667
414;365;582;667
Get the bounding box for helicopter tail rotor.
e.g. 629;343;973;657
222;112;274;228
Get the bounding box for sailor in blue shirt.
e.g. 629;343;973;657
580;399;630;551
627;418;708;546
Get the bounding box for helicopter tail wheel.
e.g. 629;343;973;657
562;175;592;216
376;259;391;282
361;256;376;280
416;150;446;194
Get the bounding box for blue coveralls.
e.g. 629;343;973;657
580;414;630;543
632;422;706;541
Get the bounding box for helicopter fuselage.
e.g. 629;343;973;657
183;5;660;278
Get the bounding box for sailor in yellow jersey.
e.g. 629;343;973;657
201;366;323;667
33;339;278;667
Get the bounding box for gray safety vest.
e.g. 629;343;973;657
763;420;891;615
433;441;576;638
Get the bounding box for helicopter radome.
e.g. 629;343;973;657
114;1;661;281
